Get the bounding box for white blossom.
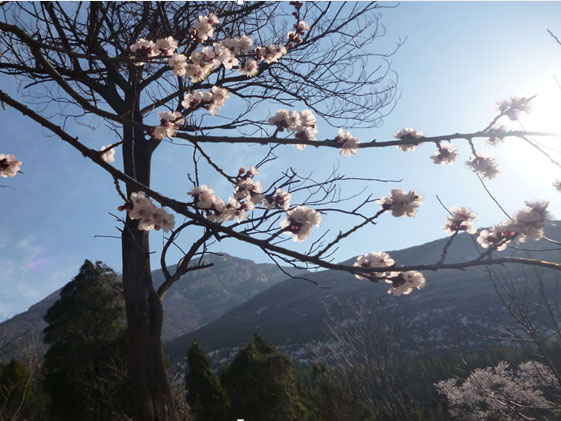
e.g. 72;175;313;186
294;125;318;144
299;109;317;128
130;38;155;66
256;44;286;63
238;60;259;77
219;35;253;54
385;271;426;295
216;198;240;223
554;179;561;192
436;361;560;420
208;86;230;115
465;155;499;179
431;143;458;165
486;124;507;146
192;14;219;42
168;53;188;76
127;191;175;233
497;96;532;121
476;201;549;250
442;206;477;235
264;189;291;211
234;205;249;223
0;153;22;178
394;128;424;151
377;189;423;217
268;109;301;131
280;206;322;242
151;207;175;232
213;43;239;69
181;87;230;115
476;226;513;251
510;200;549;242
294;20;310;33
158;111;183;125
335;129;360;156
233;178;264;209
154;36;178;55
353;252;395;280
152;111;184;140
100;146;116;163
188;185;216;209
268;109;317;149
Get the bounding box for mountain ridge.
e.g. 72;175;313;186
164;224;561;364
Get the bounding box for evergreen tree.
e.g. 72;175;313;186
42;260;131;420
185;342;229;421
221;334;319;421
0;359;38;419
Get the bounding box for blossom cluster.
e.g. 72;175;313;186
335;129;360;156
353;252;395;280
100;145;116;163
280;206;322;242
465;155;500;179
391;97;535;182
130;36;178;66
394;128;424;151
125;192;175;232
477;200;549;250
353;251;426;296
268;109;318;148
377;189;423;217
189;184;245;223
263;188;292;211
172;37;254;80
0;153;22;178
190;13;220;42
187;166;319;241
287;20;309;45
431;143;458;165
486;124;507;146
152;111;184;140
131;11;310;82
442;206;477;235
436;361;560;420
181;86;230;115
255;44;288;64
498;96;532;121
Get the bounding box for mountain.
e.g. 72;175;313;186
0;253;300;359
165;224;561;365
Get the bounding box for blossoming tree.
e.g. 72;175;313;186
1;2;559;419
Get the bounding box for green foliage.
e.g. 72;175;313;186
304;364;371;421
42;259;132;420
185;342;228;421
0;359;36;419
220;334;320;421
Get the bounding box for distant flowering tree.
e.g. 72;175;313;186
1;2;560;419
436;361;561;420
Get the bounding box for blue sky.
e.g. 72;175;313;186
2;2;561;319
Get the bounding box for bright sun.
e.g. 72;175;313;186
501;79;561;185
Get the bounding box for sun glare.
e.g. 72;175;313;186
502;79;561;184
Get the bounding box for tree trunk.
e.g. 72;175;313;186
121;120;177;420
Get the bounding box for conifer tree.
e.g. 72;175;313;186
42;260;131;420
0;359;37;419
185;342;229;421
221;334;318;421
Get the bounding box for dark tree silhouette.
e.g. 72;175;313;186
43;260;130;420
185;342;228;421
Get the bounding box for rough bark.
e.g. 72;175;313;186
121;108;177;420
